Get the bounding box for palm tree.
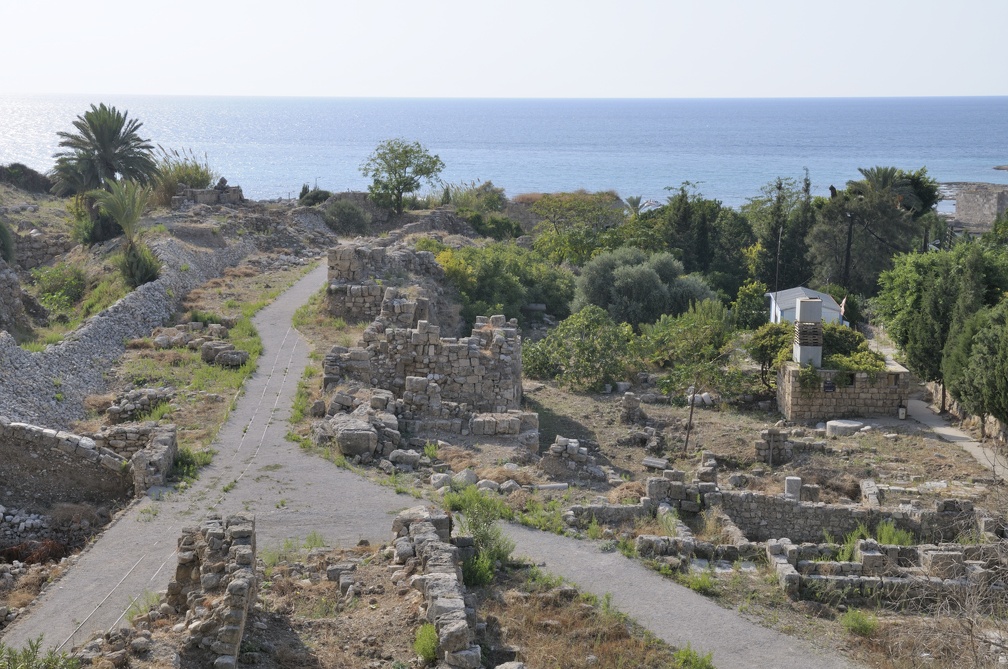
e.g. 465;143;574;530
51;103;157;196
92;180;160;287
91;179;151;244
846;166;922;213
624;195;644;218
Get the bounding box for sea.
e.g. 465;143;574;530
1;96;1006;210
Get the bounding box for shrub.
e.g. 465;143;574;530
444;486;514;569
414;237;446;254
447;180;507;213
731;279;769;330
822;322;867;357
117;243;161;288
682;570;716;595
0;218;13;264
523;305;638;391
0;162;53;193
641;299;733;369
433;242;574;327
30;262;87;311
0;637;80;668
299;188;332;206
69;196;120;245
152;147;217;207
324;199;371;236
874;520;914;546
744;321;793;390
462;552;494;587
461;210;522;240
413;623;438;663
672;644;716;669
840;608;879;637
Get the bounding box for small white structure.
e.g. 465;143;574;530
792;298;824;367
766;287;844;325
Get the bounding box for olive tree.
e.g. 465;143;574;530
360;138;444;215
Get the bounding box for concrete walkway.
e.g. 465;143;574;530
506;524;858;669
906;399;1008;483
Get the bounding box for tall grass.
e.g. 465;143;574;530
152;146;217;207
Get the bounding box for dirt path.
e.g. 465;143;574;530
1;264;409;652
907;399;1008;483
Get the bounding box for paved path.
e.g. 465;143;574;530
505;524;858;669
1;264;408;652
906;399;1008;483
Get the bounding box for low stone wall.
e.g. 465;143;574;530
0;416;133;513
0;236;254;427
720;490;978;544
777;361;910;422
165;513;257;669
392;506;483;669
12;230;75;272
171;186;244;209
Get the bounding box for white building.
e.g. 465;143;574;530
766;286;845;325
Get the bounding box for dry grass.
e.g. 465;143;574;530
82;392;116;414
477;465;538;485
440;444;479;473
48;502;100;526
607;481;644;504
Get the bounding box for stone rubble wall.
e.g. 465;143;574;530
11;230;75;272
392;506;484;669
753;427;835;465
0;257;41;335
106;387;175;424
0;236;255;427
165;513;257;669
87;423;178;495
777;361;911;422
171;186;244;209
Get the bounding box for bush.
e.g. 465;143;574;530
117;242;160;288
299;188;332;206
30;262;87;311
447;180;507;213
323;199;371;236
434;242;574;327
744;321;793;390
523;305;638;391
672;644;716;669
840;608;879;637
444;485;514;569
822;322;867;357
0;162;52;193
462;552;495;587
641;299;733;369
69;196;121;246
731;279;769;330
0;636;80;668
575;247;715;328
151;147;217;207
413;623;438;663
0;219;13;264
461;210;522;240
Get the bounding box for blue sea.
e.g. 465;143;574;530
1;96;1006;209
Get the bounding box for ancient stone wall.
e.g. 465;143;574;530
719;490;977;544
171;186;244;209
955;183;1008;234
392;506;483;669
0;416;133;512
166;513;257;669
11;230;75;272
777;361;910;422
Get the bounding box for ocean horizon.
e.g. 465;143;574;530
1;95;1006;209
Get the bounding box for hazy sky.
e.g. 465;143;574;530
3;0;1007;98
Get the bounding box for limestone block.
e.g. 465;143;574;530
784;476;802;500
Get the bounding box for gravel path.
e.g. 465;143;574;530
907;399;1008;483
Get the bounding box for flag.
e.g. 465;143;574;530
839;295;847;317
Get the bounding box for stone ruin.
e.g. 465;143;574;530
171;181;244;209
317;245;539;462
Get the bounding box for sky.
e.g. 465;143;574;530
2;0;1007;98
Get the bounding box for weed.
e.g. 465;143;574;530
586;515;603;540
304;530;326;550
423;441;439;461
875;519;914;546
617;536;636;559
516;498;565;535
414;623;438;663
222;480;237;493
138;505;159;522
681;570;717;595
444;485;514;572
840;608;879;637
171;446;215;483
462;552;495;587
125;589;161;623
658;509;679;537
0;636;80;668
672;644;716;669
526;565;564;591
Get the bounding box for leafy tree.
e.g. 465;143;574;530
573;247;715;328
51;103;157;196
705;208;756;298
744;175;815;292
943;308;994;436
359;138;444;215
522;305;638;391
531;190;625;265
744;321;793;391
731;279;769;330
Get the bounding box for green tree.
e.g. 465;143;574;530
731;279;769;330
744;175;815;292
51;103;157;196
359;138;444;215
531;191;625;265
705;208;756;299
744;321;793;391
943;308;994;436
